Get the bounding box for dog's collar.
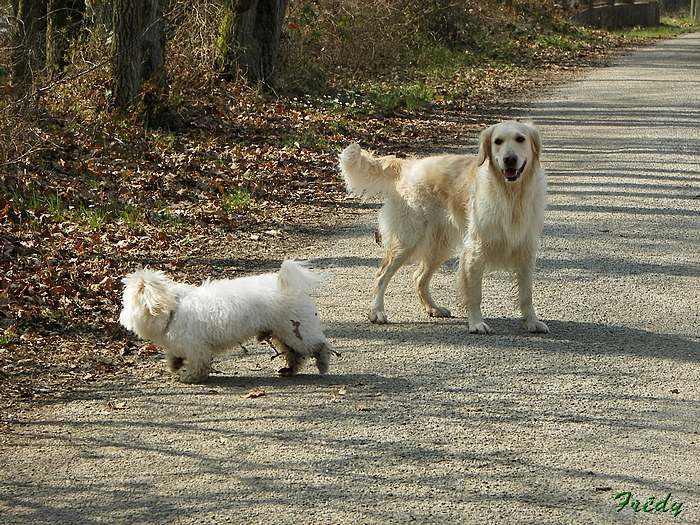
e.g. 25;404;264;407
164;297;179;332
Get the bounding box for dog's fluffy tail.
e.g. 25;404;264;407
278;260;323;296
339;143;405;198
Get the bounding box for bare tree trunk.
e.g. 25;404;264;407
11;0;45;94
218;0;289;85
46;0;85;80
141;0;165;90
110;0;166;111
111;0;143;109
85;0;112;28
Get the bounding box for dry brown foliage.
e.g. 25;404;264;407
0;0;642;424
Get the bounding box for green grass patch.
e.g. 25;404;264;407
5;182;194;235
6;187;67;224
615;16;700;38
369;82;435;112
72;205;110;231
279;128;329;150
71;200;193;234
222;188;252;214
0;334;17;346
120;204;146;230
149;209;191;233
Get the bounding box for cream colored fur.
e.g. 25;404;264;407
339;120;549;334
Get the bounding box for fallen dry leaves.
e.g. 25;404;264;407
0;39;637;429
331;385;347;402
240;389;267;400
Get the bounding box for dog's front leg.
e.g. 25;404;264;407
458;250;491;334
178;352;213;383
516;257;549;334
166;352;185;373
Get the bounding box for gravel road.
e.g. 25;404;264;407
2;33;699;525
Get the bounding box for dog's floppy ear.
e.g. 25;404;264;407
125;271;176;317
526;122;541;159
140;279;176;317
476;124;495;166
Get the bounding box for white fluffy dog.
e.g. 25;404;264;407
119;260;333;383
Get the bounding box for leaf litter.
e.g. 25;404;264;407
0;43;635;429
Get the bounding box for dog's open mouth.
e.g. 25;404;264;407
502;161;526;182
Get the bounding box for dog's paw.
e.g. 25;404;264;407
369;310;388;324
469;321;492;334
179;373;208;384
427;306;451;318
525;319;549;334
277;366;297;377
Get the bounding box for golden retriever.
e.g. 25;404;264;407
339;121;549;334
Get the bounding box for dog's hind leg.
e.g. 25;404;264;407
370;239;414;324
413;231;453;318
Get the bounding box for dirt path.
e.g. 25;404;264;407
1;33;699;524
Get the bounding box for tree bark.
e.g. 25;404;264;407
110;0;167;110
218;0;289;85
111;0;143;109
11;0;45;93
46;0;85;80
141;0;166;90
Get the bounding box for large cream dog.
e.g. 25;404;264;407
339;120;549;334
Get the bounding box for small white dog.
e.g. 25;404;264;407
119;260;333;383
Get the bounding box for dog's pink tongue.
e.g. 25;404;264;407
504;168;519;180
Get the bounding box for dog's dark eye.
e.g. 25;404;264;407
516;135;526;143
494;138;503;145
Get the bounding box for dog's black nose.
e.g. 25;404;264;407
503;154;518;168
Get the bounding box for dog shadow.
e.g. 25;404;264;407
324;315;699;363
204;371;400;390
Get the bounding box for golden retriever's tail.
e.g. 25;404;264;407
339;143;405;198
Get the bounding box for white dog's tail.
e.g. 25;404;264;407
278;260;323;296
339;143;406;198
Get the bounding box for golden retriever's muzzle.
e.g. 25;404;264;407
502;155;526;182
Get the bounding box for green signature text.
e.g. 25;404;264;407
615;492;683;517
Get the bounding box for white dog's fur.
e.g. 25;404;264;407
119;260;333;382
339;120;549;334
